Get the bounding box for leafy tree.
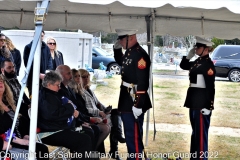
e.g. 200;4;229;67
211;37;224;49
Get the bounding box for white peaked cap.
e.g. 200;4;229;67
195;36;214;47
115;29;138;36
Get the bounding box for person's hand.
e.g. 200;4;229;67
82;122;91;128
39;73;45;80
200;108;211;115
13;137;29;146
99;111;106;118
73;110;79;118
186;48;195;60
23;135;29;140
2;141;12;150
132;106;142;119
114;40;122;49
90;117;102;123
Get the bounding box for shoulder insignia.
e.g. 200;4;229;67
208;68;214;76
138;58;146;69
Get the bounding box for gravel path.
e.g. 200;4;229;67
143;123;240;137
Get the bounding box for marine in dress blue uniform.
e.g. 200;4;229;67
114;29;152;160
180;36;216;160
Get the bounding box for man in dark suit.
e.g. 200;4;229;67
56;65;102;152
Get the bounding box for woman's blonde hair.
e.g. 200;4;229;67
45;36;58;51
78;69;91;89
5;36;15;51
0;76;17;114
69;69;84;95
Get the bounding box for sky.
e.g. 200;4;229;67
70;0;240;14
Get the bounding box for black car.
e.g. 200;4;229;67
92;47;121;74
211;45;240;82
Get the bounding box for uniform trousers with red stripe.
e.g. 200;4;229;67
121;113;144;160
189;109;211;160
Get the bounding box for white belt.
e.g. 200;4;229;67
122;81;137;88
122;81;137;101
190;74;206;88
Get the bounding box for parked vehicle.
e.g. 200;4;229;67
92;47;121;74
211;45;240;82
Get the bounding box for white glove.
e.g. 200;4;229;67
186;48;195;60
114;40;122;49
132;106;142;119
200;108;211;115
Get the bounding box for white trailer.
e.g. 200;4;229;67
2;30;93;80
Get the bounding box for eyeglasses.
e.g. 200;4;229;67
0;39;6;42
48;43;56;45
81;75;89;79
74;75;81;78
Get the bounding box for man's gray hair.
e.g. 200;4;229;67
42;70;62;87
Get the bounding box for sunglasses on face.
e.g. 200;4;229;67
48;43;56;45
81;75;89;79
0;39;6;42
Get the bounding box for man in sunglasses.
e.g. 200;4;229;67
180;36;216;160
113;29;152;160
23;30;53;97
0;33;14;68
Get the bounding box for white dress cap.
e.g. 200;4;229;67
115;29;138;36
195;36;214;47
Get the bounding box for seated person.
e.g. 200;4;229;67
56;65;102;152
77;69;125;160
37;70;93;160
0;76;49;159
1;59;30;118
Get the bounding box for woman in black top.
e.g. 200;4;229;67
38;70;93;160
46;36;64;70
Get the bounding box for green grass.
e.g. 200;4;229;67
94;74;240;159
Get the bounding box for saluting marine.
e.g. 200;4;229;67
180;36;216;160
114;29;152;160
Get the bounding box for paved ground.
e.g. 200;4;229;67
143;123;240;137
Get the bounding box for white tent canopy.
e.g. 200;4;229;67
1;0;240;39
1;0;240;159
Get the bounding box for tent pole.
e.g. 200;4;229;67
28;1;50;160
145;15;150;146
150;9;156;142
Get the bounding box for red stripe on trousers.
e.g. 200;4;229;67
134;123;139;160
200;113;203;159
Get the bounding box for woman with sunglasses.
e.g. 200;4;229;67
78;69;125;160
46;36;64;70
180;36;216;160
0;33;14;67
